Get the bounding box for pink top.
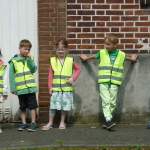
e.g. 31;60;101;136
48;63;81;89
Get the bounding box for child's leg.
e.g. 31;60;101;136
99;84;112;122
41;109;56;130
59;110;67;129
31;109;36;123
109;84;118;115
20;111;27;124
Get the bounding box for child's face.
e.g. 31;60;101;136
56;42;68;58
19;46;30;57
104;39;117;52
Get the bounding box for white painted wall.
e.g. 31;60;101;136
0;0;38;121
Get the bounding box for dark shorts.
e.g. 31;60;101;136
18;93;38;112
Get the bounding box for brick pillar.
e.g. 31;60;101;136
38;0;67;122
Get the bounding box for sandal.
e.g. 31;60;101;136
41;124;53;131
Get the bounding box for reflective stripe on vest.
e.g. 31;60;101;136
12;59;36;91
0;65;7;94
50;56;73;92
98;49;125;85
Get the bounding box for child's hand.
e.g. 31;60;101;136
49;89;52;95
130;54;138;62
27;52;32;57
80;54;88;61
67;77;74;85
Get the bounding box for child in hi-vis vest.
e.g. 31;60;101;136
41;39;80;130
9;39;38;132
80;34;138;131
0;49;9;133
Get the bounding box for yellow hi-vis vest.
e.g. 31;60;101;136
50;56;74;92
98;49;126;85
0;65;7;94
12;59;37;91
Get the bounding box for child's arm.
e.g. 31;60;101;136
9;62;17;94
126;53;138;62
67;63;81;84
3;66;9;99
26;53;37;73
48;66;53;95
80;54;96;62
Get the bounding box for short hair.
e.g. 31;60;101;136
56;38;68;48
19;39;32;49
104;34;119;45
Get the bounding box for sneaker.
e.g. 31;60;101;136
106;121;116;130
27;123;38;132
102;121;107;129
18;124;28;131
147;121;150;129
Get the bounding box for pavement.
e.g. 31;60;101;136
0;124;150;149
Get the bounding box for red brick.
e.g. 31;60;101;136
125;22;134;26
125;44;134;49
78;10;95;15
125;11;133;15
67;16;81;21
96;0;105;3
82;39;91;44
125;33;134;38
67;0;76;3
111;16;120;21
106;11;124;15
92;28;110;32
121;16;139;21
68;39;81;44
125;0;134;3
121;27;138;32
93;16;110;21
82;28;91;32
96;22;105;26
78;33;95;38
96;33;105;38
111;5;120;9
78;45;95;49
67;10;76;15
83;16;91;21
140;16;149;21
111;28;119;32
135;22;150;26
140;28;149;32
92;39;104;44
96;45;104;49
77;0;94;2
78;22;95;27
96;11;105;15
106;0;124;3
67;28;81;32
121;39;138;43
67;4;81;9
67;22;76;26
82;4;91;9
107;22;124;26
68;34;76;38
92;5;110;9
121;5;139;9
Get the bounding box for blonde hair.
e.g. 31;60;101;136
104;34;119;45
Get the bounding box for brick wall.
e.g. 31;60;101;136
38;0;67;121
38;0;150;122
67;0;150;52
